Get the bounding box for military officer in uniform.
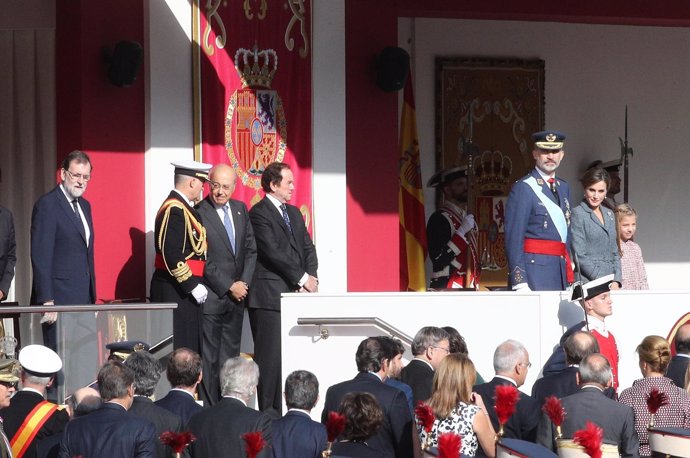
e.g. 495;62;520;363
426;166;480;289
505;131;573;291
150;160;211;353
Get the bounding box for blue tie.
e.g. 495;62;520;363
222;206;235;252
280;204;292;233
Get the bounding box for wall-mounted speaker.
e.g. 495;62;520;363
375;47;410;92
105;41;143;88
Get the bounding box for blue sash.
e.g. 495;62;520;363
524;176;568;243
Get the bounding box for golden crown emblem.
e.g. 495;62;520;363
233;45;278;89
473;150;512;196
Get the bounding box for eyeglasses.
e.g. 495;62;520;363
520;362;532;369
0;381;17;389
431;345;450;354
64;169;91;182
209;181;234;192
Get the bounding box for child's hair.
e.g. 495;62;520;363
615;203;638;254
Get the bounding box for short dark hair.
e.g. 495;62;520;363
355;337;389;373
97;361;134;401
676;330;690;354
339;392;383;442
61;150;92;171
166;348;202;388
261;162;290;193
580;167;610;190
284;370;319;410
564;331;600;365
124;351;162;397
411;327;449;356
442;326;468;355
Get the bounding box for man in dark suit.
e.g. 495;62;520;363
272;370;327;458
0;205;16;302
249;161;318;415
187;357;272;457
473;339;540;456
150;160;212;353
668;323;690;388
505;131;573;291
400;326;450;404
1;344;68;458
321;337;414;458
124;351;182;458
536;354;639;457
30;150;96;351
60;361;157;457
197;164;256;405
531;331;600;407
155;347;203;425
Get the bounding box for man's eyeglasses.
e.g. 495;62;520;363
0;381;17;389
520;362;532;369
431;345;450;354
63;169;91;182
209;181;233;192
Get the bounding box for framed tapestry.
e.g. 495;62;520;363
435;57;545;289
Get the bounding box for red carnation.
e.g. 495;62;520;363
159;431;196;454
573;421;603;458
494;384;519;426
646;388;669;415
242;431;267;458
326;411;347;442
415;402;436;433
542;396;566;427
437;432;462;458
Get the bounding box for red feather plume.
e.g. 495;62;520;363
326;411;347;442
494;384;520;425
573;421;603;458
242;431;267;458
415;402;436;433
542;396;566;427
646;388;669;414
437;432;462;458
159;431;196;453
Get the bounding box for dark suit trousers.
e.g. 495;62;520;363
248;307;282;416
200;306;244;405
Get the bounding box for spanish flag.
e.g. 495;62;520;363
398;74;427;291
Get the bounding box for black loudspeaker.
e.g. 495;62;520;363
375;47;410;92
106;41;143;88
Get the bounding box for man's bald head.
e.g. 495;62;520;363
208;164;237;207
578;353;613;388
676;323;690;355
69;386;102;418
564;331;600;365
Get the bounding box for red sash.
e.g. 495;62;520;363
523;238;574;283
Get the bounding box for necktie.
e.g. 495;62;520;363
72;199;86;238
280;204;292;233
71;198;79;214
547;178;559;201
222;206;236;252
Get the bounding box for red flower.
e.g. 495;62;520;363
542;396;566;427
646;388;669;415
242;431;267;458
326;411;347;442
573;421;603;458
159;431;196;453
494;384;519;425
414;402;436;433
437;432;462;458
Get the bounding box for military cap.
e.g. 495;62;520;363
427;165;468;188
171;160;212;181
106;340;150;361
496;438;558;457
18;344;62;377
532;130;566;151
571;274;618;302
0;359;19;384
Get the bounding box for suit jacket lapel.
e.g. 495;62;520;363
266;198;298;250
229;200;244;257
204;199;234;255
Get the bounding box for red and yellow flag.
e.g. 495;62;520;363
399;74;427;291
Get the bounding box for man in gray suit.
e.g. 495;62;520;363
537;353;639;457
197;164;256;405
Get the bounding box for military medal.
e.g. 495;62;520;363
537;178;544;185
565;200;571;226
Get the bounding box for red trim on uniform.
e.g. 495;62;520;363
154;255;205;277
523;238;574;283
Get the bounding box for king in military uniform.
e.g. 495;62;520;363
150;160;211;352
504;131;573;291
426;166;480;289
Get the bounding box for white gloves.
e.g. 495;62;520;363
456;214;476;237
513;282;532;292
191;284;208;304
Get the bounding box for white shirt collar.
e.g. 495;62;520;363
172;189;193;207
586;315;608;336
170;388;196;399
534;167;555;181
266;193;285;210
412;357;434;371
224;394;247;406
21;387;45;398
494;375;518;386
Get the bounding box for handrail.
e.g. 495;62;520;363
297;317;412;346
0;303;177;313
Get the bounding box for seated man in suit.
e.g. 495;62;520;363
271;370;327;458
321;337;414;458
0;344;68;458
536;354;639;457
667;323;690;388
124;351;182;458
531;331;600;407
187;357;272;457
60;361;157;457
155;347;204;425
400;326;450;404
473;339;541;456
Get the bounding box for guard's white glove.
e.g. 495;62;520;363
512;282;532;292
191;284;208;304
456;214;476;237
